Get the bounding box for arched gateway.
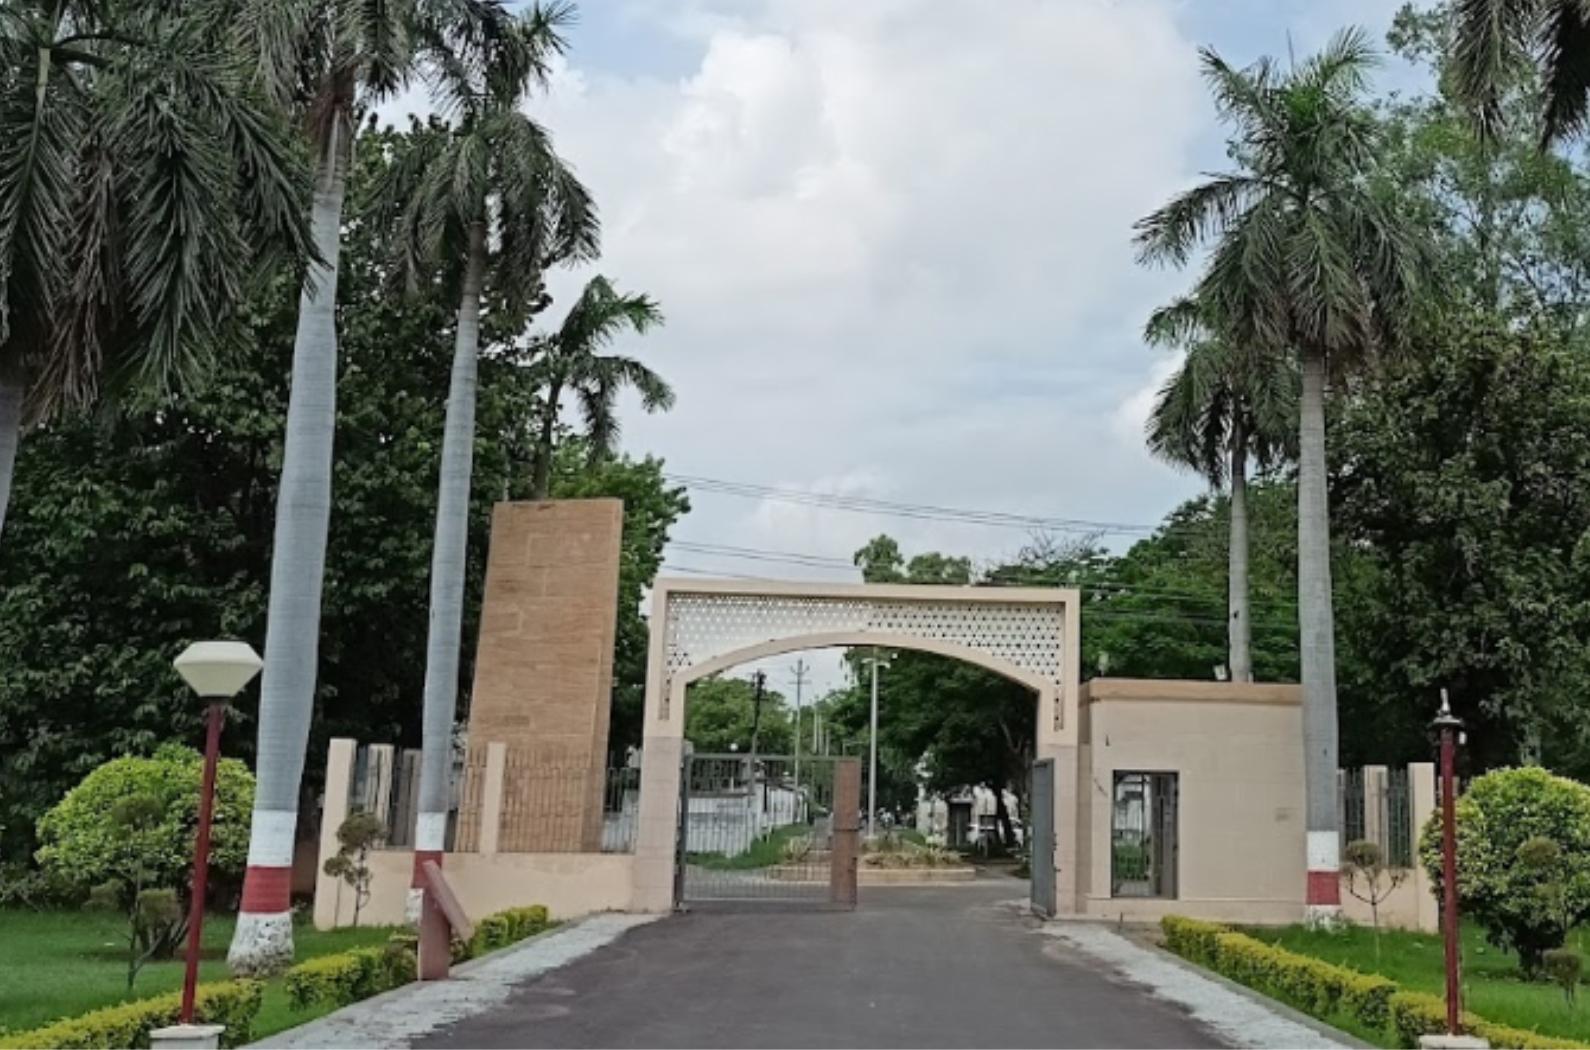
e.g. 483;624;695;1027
629;578;1084;913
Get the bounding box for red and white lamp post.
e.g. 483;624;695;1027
170;642;263;1036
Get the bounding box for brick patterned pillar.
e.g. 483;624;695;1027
466;500;624;852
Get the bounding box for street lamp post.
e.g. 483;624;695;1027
173;641;263;1026
1433;690;1465;1039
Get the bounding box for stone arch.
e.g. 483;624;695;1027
630;578;1082;913
669;630;1049;714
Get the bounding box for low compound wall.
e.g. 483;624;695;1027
314;849;634;929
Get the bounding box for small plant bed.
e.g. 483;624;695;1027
1163;916;1589;1049
0;909;397;1044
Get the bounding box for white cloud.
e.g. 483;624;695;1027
526;0;1212;602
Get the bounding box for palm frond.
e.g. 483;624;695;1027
1538;0;1590;141
1451;0;1542;136
1133;174;1264;267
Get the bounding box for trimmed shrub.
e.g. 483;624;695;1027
1387;991;1582;1050
1160;915;1224;967
1419;766;1590;974
1161;917;1398;1035
0;980;262;1050
36;745;255;896
1163;915;1580;1049
284;904;554;1014
470;905;551;957
284;949;389;1011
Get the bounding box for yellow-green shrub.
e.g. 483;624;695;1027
1161;916;1396;1036
471;905;551;955
1160;916;1224;967
1164;915;1584;1049
1387;992;1582;1050
283;948;393;1011
0;980;262;1050
284;904;554;1014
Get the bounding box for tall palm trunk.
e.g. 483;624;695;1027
1297;346;1341;924
230;125;349;975
1227;419;1253;684
529;378;561;499
0;360;23;549
409;222;486;920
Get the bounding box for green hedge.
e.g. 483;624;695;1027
284;904;554;1013
0;980;262;1050
1387;991;1582;1050
1160;916;1579;1049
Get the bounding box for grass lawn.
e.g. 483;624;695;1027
1245;922;1590;1045
0;909;397;1040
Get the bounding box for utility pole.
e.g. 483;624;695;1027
749;671;766;817
790;659;809;801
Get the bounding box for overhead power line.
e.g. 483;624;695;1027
663;473;1160;537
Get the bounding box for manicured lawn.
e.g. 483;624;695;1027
0;909;397;1040
1246;922;1590;1045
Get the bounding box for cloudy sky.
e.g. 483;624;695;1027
462;0;1417;702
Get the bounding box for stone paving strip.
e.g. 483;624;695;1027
249;913;660;1050
1035;919;1357;1050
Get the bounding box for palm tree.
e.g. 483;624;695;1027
527;276;672;499
377;1;597;920
227;0;521;975
1144;303;1296;684
1452;0;1590;142
1133;29;1432;923
0;1;310;550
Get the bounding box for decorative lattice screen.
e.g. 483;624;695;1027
662;592;1065;719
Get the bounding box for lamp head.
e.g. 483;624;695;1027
175;641;263;700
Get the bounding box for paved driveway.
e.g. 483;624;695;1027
418;881;1226;1049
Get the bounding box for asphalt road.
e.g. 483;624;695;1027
418;880;1227;1049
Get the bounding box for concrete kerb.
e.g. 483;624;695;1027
1014;906;1368;1050
248;912;660;1050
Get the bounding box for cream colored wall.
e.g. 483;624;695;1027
316;851;634;929
1079;679;1306;925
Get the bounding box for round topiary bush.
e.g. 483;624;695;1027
1420;766;1590;975
36;743;256;898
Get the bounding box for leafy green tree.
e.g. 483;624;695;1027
0;0;311;549
1420;767;1590;974
36;745;254;911
0;124;685;864
684;676;794;755
1381;4;1590;330
1333;314;1590;772
527;277;673;498
374;2;592;902
1145;302;1296;682
1134;30;1435;919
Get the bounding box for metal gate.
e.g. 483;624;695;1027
676;753;860;906
1029;758;1056;916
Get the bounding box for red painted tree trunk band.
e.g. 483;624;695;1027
239;866;293;912
1306;869;1340;905
412;850;443;888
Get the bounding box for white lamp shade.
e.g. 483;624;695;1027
175;641;263;698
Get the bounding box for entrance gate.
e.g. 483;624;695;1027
676;754;860;906
1030;758;1056;916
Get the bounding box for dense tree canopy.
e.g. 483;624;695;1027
0;125;684;862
